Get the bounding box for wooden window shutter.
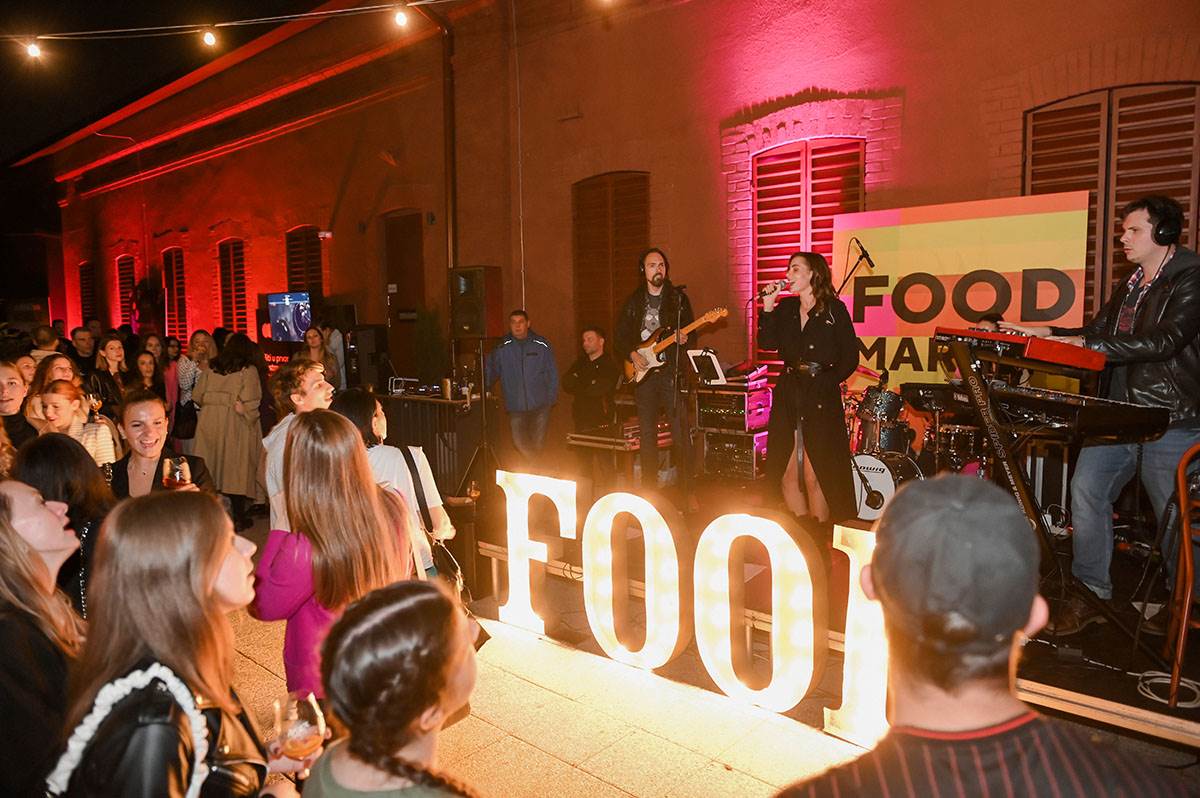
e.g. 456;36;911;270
78;261;97;322
1025;83;1199;311
1107;85;1199;292
571;171;649;340
286;226;323;300
116;255;135;325
218;239;249;333
163;248;188;339
1024;92;1108;315
752;138;866;375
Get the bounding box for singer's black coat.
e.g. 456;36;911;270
758;295;859;521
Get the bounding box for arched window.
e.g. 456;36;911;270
115;254;135;325
218;238;248;333
1025;83;1199;311
571;171;650;339
752;138;865;373
162;247;188;338
286;225;323;300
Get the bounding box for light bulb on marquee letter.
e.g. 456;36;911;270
494;471;577;633
693;514;828;712
823;523;888;748
581;493;689;668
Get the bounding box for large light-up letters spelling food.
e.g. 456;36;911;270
494;470;577;634
824;524;888;748
581;492;691;668
693;513;828;711
497;473;887;744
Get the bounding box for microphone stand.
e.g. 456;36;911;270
836;238;870;296
671;283;690;503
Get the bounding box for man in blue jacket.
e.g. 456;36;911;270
485;309;559;460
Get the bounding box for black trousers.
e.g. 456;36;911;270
634;369;690;491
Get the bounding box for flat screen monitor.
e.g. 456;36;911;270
267;292;311;342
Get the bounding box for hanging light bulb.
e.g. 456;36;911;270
26;41;42;58
393;5;409;27
202;29;217;47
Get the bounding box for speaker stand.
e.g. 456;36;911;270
456;338;501;498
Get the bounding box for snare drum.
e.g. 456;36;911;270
856;385;904;422
851;452;923;521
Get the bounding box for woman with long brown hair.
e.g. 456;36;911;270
0;479;84;795
47;491;300;797
251;409;412;697
759;251;859;524
308;581;478;797
88;333;127;419
24;352;83;427
293;326;343;391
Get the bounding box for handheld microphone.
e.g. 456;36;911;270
757;279;789;298
854;238;879;271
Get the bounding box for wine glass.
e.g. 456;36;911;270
161;456;192;489
273;691;326;761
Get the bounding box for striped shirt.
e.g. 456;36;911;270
777;712;1191;798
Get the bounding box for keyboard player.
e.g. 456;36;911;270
1001;195;1200;636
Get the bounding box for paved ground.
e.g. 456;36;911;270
234;519;1200;796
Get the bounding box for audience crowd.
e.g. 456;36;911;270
0;321;1190;797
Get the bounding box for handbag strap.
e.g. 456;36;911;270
399;446;435;534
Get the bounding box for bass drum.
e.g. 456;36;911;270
851;452;923;522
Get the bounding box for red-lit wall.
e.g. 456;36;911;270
45;0;1200;442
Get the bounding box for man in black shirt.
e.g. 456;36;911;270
614;248;695;497
65;326;95;376
0;360;37;449
778;475;1189;798
562;326;620;432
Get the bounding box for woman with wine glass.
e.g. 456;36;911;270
38;380;121;467
13;433;116;617
251;410;412;698
88;333;127;420
293;326;342;391
0;479;84;796
308;581;479;797
25;353;83;427
47;491;305;797
109;389;214;499
193;333;264;531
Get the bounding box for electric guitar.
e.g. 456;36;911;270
624;307;728;383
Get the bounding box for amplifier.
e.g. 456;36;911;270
695;387;771;432
702;430;768;480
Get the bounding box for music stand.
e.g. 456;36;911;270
686;348;726;386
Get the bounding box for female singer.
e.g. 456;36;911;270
759;251;859;523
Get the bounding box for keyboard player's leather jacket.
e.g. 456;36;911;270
1051;246;1200;425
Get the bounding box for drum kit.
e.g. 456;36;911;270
842;368;986;520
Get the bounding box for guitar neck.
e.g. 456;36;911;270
651;317;708;355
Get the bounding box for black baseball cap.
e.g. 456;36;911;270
871;474;1039;652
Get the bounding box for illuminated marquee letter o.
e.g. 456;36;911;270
693;514;826;712
581;493;688;669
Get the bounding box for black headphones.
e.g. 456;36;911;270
638;247;670;276
1145;196;1184;246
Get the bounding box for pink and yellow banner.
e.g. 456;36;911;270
833;191;1090;387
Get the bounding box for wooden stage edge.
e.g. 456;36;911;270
477;542;1200;748
1016;679;1200;748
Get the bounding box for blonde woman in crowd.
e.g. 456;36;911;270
38;380;121;467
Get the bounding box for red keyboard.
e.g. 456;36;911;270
934;327;1106;373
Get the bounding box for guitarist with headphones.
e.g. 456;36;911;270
1002;195;1200;637
615;248;697;498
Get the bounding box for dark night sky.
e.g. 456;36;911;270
0;2;324;165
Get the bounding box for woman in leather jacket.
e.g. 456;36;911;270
48;491;305;797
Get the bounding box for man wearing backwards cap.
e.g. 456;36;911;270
778;474;1188;798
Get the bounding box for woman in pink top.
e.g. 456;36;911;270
251;410;412;696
